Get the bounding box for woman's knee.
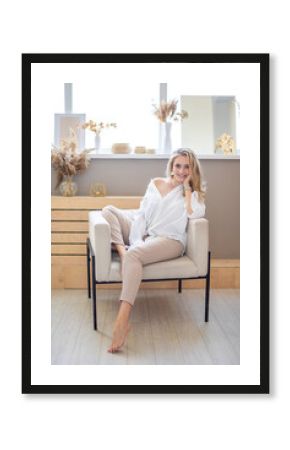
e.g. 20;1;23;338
101;205;116;218
102;205;115;213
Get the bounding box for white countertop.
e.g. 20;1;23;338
89;153;240;160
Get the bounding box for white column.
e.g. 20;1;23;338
159;82;167;103
158;83;168;152
64;83;73;113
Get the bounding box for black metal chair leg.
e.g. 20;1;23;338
178;279;182;293
86;238;91;299
205;251;211;322
92;254;98;330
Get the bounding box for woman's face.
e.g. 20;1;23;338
171;155;190;184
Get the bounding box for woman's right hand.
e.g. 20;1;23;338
183;169;193;189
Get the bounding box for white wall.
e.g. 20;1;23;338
181;96;214;153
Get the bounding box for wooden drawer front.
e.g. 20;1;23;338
51;233;87;244
51;222;89;232
51;244;86;255
51;196;141;210
51;210;90;221
52;256;87;289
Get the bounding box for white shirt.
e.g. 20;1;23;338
129;179;206;250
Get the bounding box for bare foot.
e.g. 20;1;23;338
107;320;131;353
108;300;132;353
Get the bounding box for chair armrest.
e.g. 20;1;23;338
89;211;111;281
186;218;209;276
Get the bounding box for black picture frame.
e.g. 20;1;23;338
22;53;269;394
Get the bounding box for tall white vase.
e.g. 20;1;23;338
94;134;101;152
159;122;172;153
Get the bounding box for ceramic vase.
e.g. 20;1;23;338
95;134;101;152
160;122;172;153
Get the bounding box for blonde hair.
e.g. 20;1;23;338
166;148;206;201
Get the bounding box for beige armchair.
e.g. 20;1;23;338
87;210;211;330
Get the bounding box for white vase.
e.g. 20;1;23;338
94;134;101;152
159;122;172;153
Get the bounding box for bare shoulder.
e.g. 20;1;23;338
152;177;166;186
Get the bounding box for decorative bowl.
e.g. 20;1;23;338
111;143;131;154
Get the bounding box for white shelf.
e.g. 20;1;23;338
89;153;240;160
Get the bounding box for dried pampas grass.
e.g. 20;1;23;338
51;128;93;188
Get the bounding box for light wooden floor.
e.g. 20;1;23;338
51;288;240;365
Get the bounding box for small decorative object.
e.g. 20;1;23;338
90;183;107;197
145;148;156;154
51;127;94;196
80;120;117;152
215;133;235;155
152;99;188;153
134;146;146;154
112;143;131;154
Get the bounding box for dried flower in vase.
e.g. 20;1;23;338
51;127;94;189
80;120;117;135
152;99;188;123
215;133;235;155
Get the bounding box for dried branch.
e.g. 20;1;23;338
80;120;117;135
152;99;188;123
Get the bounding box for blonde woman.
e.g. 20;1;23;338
102;148;206;353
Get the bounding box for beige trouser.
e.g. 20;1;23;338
101;205;184;305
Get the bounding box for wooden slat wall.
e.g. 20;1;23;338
51;196;240;289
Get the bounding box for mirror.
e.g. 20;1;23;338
180;96;239;155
